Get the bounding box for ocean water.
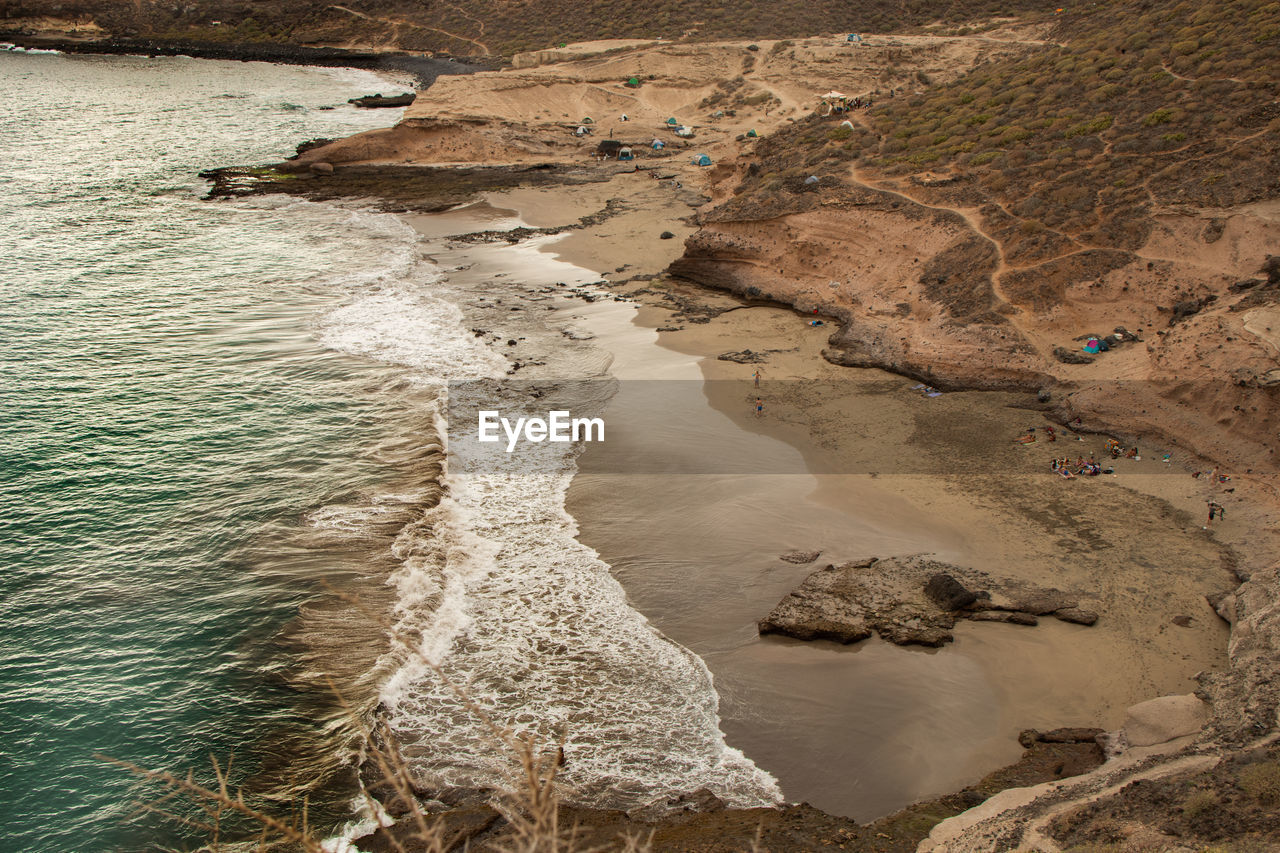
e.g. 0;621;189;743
0;50;778;853
0;50;430;852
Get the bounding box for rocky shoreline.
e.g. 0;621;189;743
201;157;1280;849
0;32;492;85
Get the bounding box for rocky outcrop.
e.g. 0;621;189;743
758;555;1098;648
910;561;1280;852
1121;694;1209;748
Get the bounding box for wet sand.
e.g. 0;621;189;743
406;177;1237;821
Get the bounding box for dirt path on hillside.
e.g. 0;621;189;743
327;4;491;54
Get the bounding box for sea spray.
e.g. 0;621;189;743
313;232;783;810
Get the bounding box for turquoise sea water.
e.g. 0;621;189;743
0;48;786;853
0;51;424;852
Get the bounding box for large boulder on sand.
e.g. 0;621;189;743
1121;694;1208;747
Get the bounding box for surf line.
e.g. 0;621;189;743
477;410;605;453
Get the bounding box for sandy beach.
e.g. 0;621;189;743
396;171;1261;821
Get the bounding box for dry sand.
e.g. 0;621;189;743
423;175;1257;820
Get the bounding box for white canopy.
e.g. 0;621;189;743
820;91;848;99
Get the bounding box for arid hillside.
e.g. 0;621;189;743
1;0;1051;55
672;0;1280;479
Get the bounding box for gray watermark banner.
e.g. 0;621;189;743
445;380;1238;476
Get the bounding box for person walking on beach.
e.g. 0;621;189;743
755;397;764;417
1207;499;1224;526
753;367;764;387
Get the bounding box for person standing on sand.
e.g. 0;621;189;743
755;397;764;417
753;367;764;387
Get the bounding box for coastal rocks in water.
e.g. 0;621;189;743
348;92;417;108
626;787;726;821
1121;694;1209;747
756;577;875;644
293;137;336;157
779;550;821;564
759;555;1098;648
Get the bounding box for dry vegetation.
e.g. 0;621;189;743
1048;743;1280;852
728;0;1280;265
2;0;1053;55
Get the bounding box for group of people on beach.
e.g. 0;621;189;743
1015;423;1233;527
1013;425;1133;477
1103;438;1140;459
1051;455;1105;478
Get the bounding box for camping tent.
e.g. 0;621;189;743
666;117;678;125
582;116;594;124
575;126;589;136
626;76;641;87
651;139;665;149
692;153;711;166
675;125;694;137
618;147;634;161
746;128;758;138
839;120;854;130
846;33;862;43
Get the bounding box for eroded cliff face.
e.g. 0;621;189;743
913;559;1280;853
670;157;1280;479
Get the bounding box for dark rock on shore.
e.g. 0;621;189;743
716;349;767;363
969;609;1038;625
759;555;1098;647
924;572;978;610
202;163;615;213
349;92;417;108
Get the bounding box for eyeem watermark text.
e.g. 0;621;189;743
477;410;605;452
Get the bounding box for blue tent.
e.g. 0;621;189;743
846;33;862;43
692;153;711;166
666;117;679;125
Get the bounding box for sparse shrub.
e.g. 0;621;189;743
1143;107;1177;126
1181;789;1220;820
1239;761;1280;805
1065;114;1114;137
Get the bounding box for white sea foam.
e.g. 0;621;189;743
312;219;781;810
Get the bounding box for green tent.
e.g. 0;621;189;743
582;116;594;124
627;76;641;87
746;129;758;138
666;117;678;125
